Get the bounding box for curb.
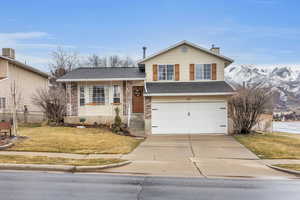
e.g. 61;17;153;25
0;161;131;172
0;143;14;150
267;164;300;176
75;161;131;172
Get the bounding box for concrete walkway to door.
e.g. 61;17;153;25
103;135;297;179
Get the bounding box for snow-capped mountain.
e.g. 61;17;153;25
225;65;300;111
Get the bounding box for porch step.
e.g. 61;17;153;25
129;113;145;137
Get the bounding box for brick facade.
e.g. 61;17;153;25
144;96;151;119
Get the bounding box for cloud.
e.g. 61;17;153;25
15;43;75;49
0;32;49;40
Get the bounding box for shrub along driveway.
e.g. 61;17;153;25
103;134;295;178
8;126;142;154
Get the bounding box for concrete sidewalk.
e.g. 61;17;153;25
263;159;300;165
103;134;297;179
0;151;122;159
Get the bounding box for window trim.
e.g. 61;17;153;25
157;64;174;81
112;85;121;104
88;85;105;105
79;86;85;106
195;64;212;80
0;97;6;109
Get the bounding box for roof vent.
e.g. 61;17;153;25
2;48;15;59
210;44;220;55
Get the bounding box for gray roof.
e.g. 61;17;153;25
0;55;49;78
57;67;145;81
145;81;235;94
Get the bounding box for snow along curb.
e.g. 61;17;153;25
0;161;131;172
267;164;300;176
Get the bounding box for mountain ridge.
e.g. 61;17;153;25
225;65;300;111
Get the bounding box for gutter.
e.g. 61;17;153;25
144;92;237;97
57;78;146;82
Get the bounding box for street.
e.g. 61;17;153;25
0;171;299;200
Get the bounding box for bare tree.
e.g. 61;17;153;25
32;88;66;124
109;55;123;67
10;80;22;136
87;54;107;67
228;86;272;134
87;55;136;68
49;47;80;80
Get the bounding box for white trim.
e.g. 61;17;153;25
144;92;236;96
57;78;145;82
157;64;175;81
137;40;234;64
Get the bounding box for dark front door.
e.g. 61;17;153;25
132;86;144;113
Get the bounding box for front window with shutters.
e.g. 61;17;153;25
0;97;6;109
195;64;212;80
79;86;85;106
89;86;105;104
158;65;174;80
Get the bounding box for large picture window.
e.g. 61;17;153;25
89;86;105;104
113;85;120;103
195;64;212;80
158;64;174;80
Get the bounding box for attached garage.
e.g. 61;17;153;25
151;101;227;134
144;81;235;135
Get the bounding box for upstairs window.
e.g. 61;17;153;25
195;64;212;80
89;86;105;104
158;64;174;80
113;85;121;103
0;97;5;109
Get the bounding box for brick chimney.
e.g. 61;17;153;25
210;44;220;55
2;48;15;59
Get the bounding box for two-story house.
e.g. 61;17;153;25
58;41;235;136
0;48;49;122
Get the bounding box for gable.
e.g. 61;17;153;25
140;44;230;65
138;41;233;64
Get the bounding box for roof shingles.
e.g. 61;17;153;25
58;67;145;81
145;81;235;94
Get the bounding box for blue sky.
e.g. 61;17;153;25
0;0;299;72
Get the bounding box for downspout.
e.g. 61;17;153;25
127;80;131;127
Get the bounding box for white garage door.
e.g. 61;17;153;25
151;101;227;134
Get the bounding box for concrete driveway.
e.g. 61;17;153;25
103;135;296;179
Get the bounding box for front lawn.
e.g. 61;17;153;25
275;164;300;171
234;132;300;159
9;126;142;154
0;155;123;166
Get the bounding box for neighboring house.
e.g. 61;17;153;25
0;48;49;122
58;41;235;135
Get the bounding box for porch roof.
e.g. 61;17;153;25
144;81;236;96
57;67;145;82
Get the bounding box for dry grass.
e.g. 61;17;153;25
275;164;300;171
234;132;300;159
9;126;142;154
0;155;123;166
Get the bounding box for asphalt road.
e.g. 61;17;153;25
0;171;300;200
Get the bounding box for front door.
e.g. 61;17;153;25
132;86;144;113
